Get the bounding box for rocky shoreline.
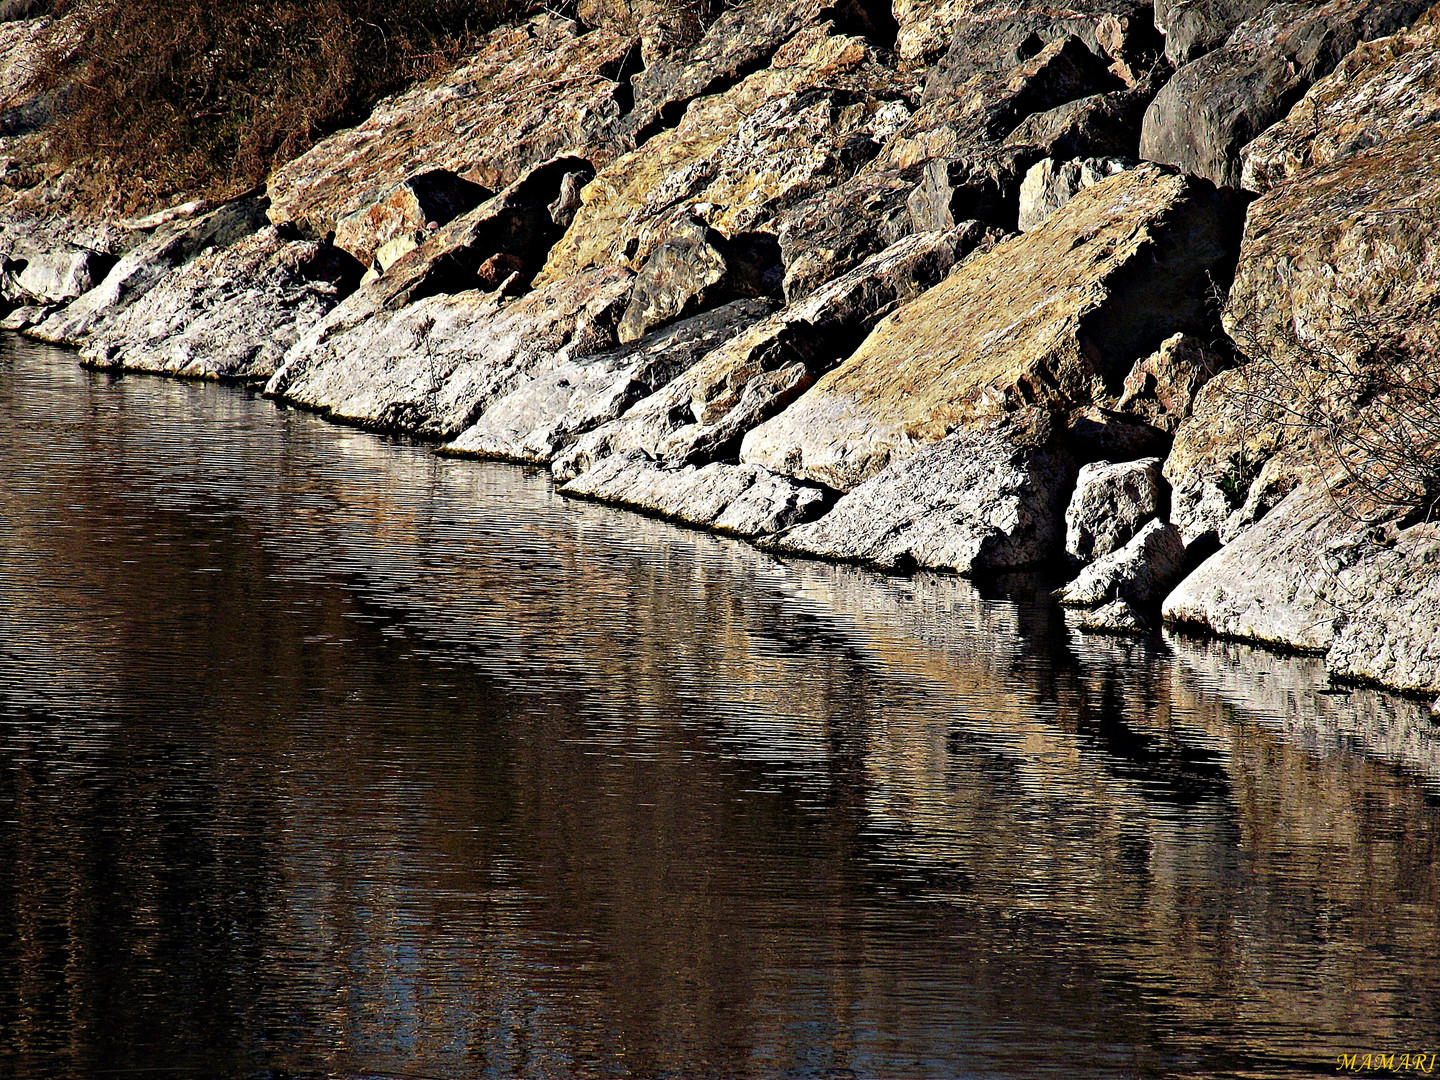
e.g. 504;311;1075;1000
2;0;1437;697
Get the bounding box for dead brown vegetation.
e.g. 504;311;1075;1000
37;0;526;211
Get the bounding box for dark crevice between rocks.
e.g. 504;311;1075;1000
601;40;647;116
819;0;898;50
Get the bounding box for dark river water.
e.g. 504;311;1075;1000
2;333;1440;1079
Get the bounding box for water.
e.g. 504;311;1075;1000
2;333;1439;1079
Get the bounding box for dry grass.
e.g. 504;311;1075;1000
37;0;525;211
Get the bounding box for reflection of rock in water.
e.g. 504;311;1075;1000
1165;630;1440;791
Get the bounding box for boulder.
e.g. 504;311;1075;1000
1017;155;1133;230
616;217;781;342
1154;0;1267;63
265;267;636;439
265;15;638;239
1116;331;1230;432
29;193;271;344
0;244;111;305
742;165;1245;492
1139;0;1432;188
78;227;364;382
552;228;976;480
444;298;776;462
1001;86;1157;160
1064;457;1165;563
1166;123;1440;543
559;450;833;536
761;414;1076;573
1059;518;1188;630
1239;8;1440;193
537;27;912;287
1163;482;1440;694
332;169;491;268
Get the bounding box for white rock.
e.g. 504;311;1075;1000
1064;457;1164;563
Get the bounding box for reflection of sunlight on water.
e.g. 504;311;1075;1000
3;335;1440;1079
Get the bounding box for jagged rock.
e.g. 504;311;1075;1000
1065;406;1171;460
762;415;1075;573
1154;0;1267;63
266;267;635;439
559;450;832;536
1139;0;1432;188
1239;7;1440;193
0;300;52;328
538;27;912;286
1059;518;1187;632
78;227;363;381
1166;123;1440;544
1001;87;1155;160
445;298;776;461
1116;331;1229;432
616;217;781;342
0;243;112;306
1163;482;1440;693
742;165;1244;492
1065;457;1165;563
552;228;975;480
1017;155;1133;230
29;193;271;344
265;15;637;239
332;169;490;268
778;172;917;301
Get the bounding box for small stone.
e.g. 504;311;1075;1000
1064;457;1165;564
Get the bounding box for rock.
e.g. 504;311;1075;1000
552;228;974;481
616;216;781;342
537;27;912;286
265;267;635;439
1001;87;1156;160
29;193;271;344
0;300;53;329
332;169;491;268
1058;518;1188;630
445;298;776;462
1139;0;1432;188
778;172;918;301
761;415;1076;573
265;15;638;239
1163;482;1440;693
116;199;209;231
559;450;833;536
742;165;1245;492
1065;457;1165;563
1116;332;1229;432
1154;0;1267;63
1017;155;1133;230
78;227;364;381
1064;406;1171;460
0;244;113;306
1166;123;1440;543
1239;9;1440;193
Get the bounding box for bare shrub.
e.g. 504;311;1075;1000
36;0;524;211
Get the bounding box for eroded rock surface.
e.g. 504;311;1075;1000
1060;518;1187;630
1017;155;1133;230
1065;457;1165;563
1116;332;1229;432
763;416;1076;573
744;165;1243;491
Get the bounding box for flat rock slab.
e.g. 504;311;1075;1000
743;165;1243;491
560;450;832;536
762;419;1075;573
266;266;635;439
445;298;776;462
265;15;637;240
1163;482;1440;693
78;228;361;381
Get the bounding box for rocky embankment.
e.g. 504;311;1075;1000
2;0;1437;695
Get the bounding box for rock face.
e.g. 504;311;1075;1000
743;165;1243;492
1017;155;1133;231
1116;332;1229;432
762;416;1075;573
1163;483;1440;693
1059;518;1187;630
1166;123;1440;544
551;228;972;481
0;244;111;305
1139;0;1432;188
266;267;635;438
537;27;911;287
265;15;638;239
560;451;833;536
445;299;776;461
1154;0;1267;63
30;194;271;344
79;227;364;381
1064;457;1165;563
332;170;491;269
1239;9;1440;193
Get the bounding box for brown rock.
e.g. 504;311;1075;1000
1116;332;1230;431
332;170;490;268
